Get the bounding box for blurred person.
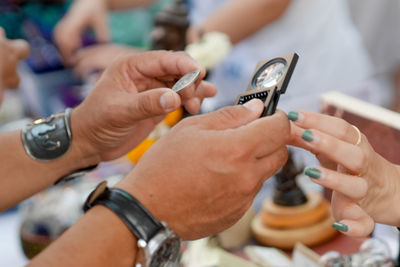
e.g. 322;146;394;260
0;27;30;103
0;43;292;265
289;110;400;237
54;0;158;65
187;0;375;113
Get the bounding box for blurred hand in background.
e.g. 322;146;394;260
0;27;30;103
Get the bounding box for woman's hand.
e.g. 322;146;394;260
288;110;400;237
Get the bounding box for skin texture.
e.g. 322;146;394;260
187;0;292;44
72;43;142;77
0;29;291;263
290;110;400;237
118;104;290;240
0;28;30;102
0;24;291;265
0;50;216;210
30;100;290;266
54;0;156;64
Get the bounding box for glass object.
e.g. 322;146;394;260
254;61;287;89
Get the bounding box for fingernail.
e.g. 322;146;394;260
160;91;176;111
302;129;314;142
305;168;322;179
332;222;349;232
288;111;299;121
243;99;262;112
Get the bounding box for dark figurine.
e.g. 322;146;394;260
150;0;189;51
273;150;308;206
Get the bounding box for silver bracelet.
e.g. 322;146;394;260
22;109;72;161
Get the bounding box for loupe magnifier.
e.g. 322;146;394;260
235;53;299;117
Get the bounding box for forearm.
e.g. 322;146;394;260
0;110;99;211
196;0;291;44
107;0;157;10
29;205;137;267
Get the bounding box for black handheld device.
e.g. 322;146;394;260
234;53;299;116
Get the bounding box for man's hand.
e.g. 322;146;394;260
118;99;290;240
54;0;109;64
71;50;216;165
0;28;30;102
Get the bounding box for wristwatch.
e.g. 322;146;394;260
83;181;181;267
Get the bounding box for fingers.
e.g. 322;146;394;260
289;110;360;145
123;88;181;121
254;147;288;183
54;21;81;64
194;99;264;130
182;81;217;114
331;193;375;237
237;110;290;158
291;127;367;175
304;167;367;200
195;80;217;99
74;47;103;77
128;51;206;81
2;41;28;89
194;106;289;161
92;14;110;44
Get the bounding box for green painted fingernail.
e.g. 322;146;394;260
332;222;348;232
288;111;299;121
302;129;313;142
305;168;322;179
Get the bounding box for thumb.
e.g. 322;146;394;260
200;99;264;130
125;89;181;121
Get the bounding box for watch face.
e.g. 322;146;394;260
149;237;180;267
252;60;287;89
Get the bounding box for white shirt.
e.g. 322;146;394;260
189;0;375;112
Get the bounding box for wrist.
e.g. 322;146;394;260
69;108;102;169
115;173;183;237
84;181;181;266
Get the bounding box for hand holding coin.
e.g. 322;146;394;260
170;69;216;114
172;69;201;93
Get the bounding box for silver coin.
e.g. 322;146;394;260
171;70;201;93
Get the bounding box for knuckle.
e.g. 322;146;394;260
341;124;354;141
353;150;367;173
269;148;289;172
320;137;337;155
229;145;251;163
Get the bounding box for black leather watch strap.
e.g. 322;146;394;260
84;184;163;242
